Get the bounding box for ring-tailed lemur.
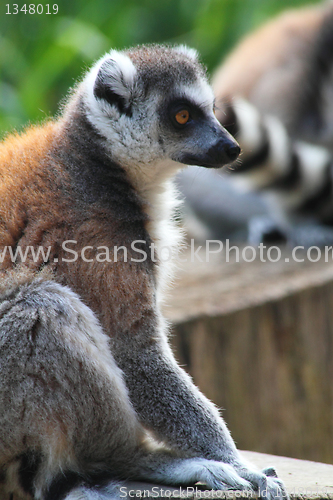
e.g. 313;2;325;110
0;45;287;499
181;1;333;246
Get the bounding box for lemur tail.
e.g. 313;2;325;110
218;97;333;225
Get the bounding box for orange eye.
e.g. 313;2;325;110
175;109;190;125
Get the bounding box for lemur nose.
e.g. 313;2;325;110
226;143;241;162
214;135;241;164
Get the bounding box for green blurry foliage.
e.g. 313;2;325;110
0;0;322;135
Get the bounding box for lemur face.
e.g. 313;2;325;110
82;45;240;170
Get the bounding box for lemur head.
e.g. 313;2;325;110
79;44;239;183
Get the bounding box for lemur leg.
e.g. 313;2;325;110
111;320;288;499
0;272;142;498
0;273;257;500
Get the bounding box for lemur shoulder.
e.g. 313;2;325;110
0;45;287;499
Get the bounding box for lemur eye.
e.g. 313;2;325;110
175;109;190;125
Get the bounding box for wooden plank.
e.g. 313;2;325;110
165;245;333;323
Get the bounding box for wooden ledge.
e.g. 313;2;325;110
164;245;333;324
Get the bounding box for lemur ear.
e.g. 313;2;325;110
173;45;199;62
93;51;137;116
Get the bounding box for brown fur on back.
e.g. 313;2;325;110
0;119;155;338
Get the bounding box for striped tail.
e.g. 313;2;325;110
217;97;333;226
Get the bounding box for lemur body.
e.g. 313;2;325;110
0;45;286;499
182;1;333;244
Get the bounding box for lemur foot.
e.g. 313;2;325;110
191;459;253;490
165;459;288;498
262;466;279;478
234;463;288;500
143;457;252;491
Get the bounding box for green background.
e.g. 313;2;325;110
0;0;322;135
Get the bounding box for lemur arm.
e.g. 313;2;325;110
111;324;239;464
110;315;288;496
65;252;237;462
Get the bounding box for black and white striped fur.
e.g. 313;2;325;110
219;98;333;243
